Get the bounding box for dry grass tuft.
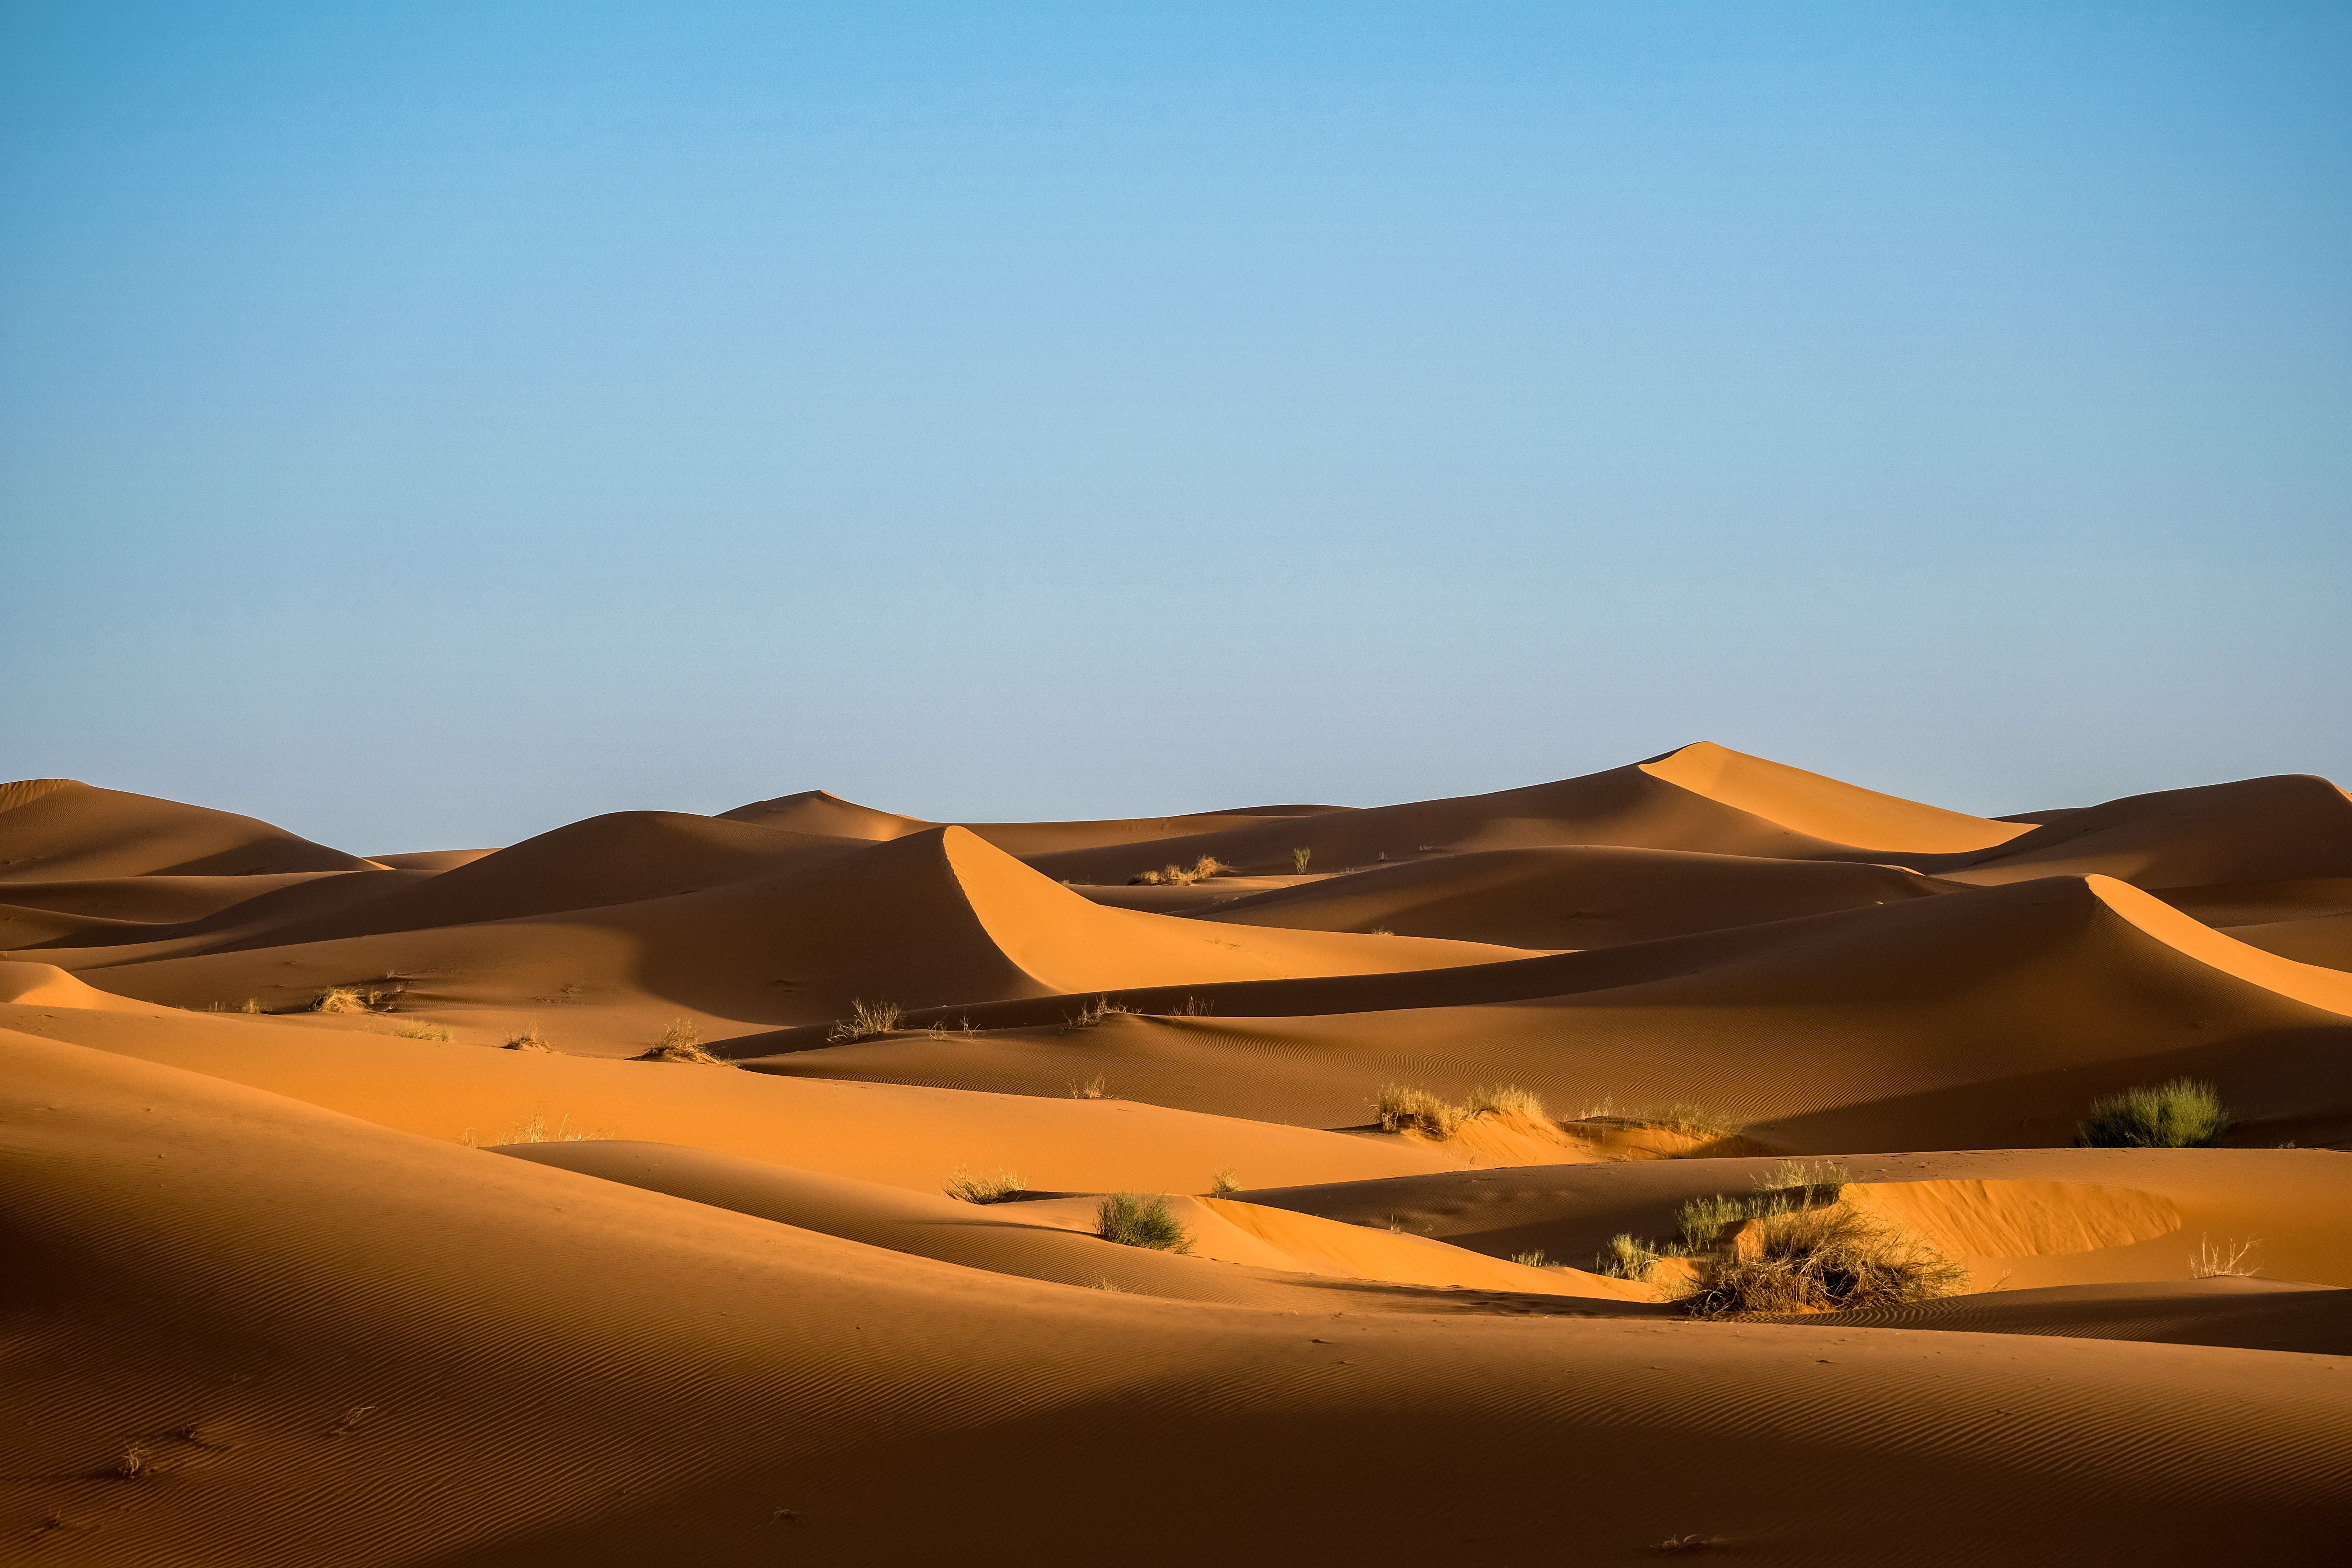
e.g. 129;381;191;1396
501;1025;554;1053
1097;1192;1192;1252
1466;1083;1546;1119
1127;855;1229;887
394;1023;453;1042
944;1165;1026;1204
1510;1249;1554;1268
1681;1204;1967;1318
1166;995;1216;1016
1372;1083;1466;1138
1088;1276;1132;1293
1068;1073;1116;1100
1067;995;1136;1028
637;1019;726;1064
1613;1102;1745;1140
1207;1167;1241;1199
2077;1077;2231;1148
476;1104;615;1146
826;998;904;1043
2190;1234;2261;1278
238;997;263;1014
313;985;399;1014
113;1442;154;1480
926;1015;979;1041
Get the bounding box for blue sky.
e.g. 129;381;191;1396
4;2;2346;851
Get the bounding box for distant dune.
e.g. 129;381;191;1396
6;742;2348;1563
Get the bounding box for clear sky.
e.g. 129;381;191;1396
4;2;2347;853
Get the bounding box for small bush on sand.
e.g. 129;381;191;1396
394;1023;453;1042
1373;1083;1466;1138
502;1026;554;1052
944;1165;1026;1204
1069;1073;1116;1100
1751;1159;1851;1209
1098;1192;1192;1252
1207;1167;1241;1199
1291;847;1313;873
1511;1249;1553;1268
1067;995;1135;1028
2076;1078;2230;1148
1127;855;1228;887
238;997;263;1014
479;1105;614;1145
1621;1102;1745;1140
1681;1205;1967;1318
114;1442;154;1479
1466;1083;1545;1119
1595;1234;1660;1281
2190;1234;2260;1278
1167;995;1216;1017
1674;1194;1747;1252
826;998;904;1043
313;986;396;1014
637;1019;725;1064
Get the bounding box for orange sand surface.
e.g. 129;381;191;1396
5;744;2349;1562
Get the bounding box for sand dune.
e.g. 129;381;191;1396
11;748;2352;1564
1193;843;1953;947
490;1139;1635;1301
1935;772;2352;887
741;874;2352;1149
12;1031;2348;1565
0;778;373;880
63;825;1529;1036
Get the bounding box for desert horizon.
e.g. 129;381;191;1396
5;739;2348;1561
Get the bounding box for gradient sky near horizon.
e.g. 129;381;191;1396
4;2;2347;852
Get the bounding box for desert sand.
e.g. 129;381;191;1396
4;741;2348;1563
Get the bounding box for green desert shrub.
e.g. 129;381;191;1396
1673;1194;1747;1252
2076;1078;2230;1148
1097;1192;1192;1252
1681;1205;1967;1318
1594;1234;1660;1281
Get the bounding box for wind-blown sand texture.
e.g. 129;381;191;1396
5;742;2348;1563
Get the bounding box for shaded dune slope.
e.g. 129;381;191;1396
1195;844;1955;947
1933;773;2352;887
1767;1278;2352;1356
72;827;1528;1031
9;1033;2348;1567
719;786;1352;856
0;779;372;881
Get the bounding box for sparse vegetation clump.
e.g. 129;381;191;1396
313;985;397;1014
1594;1234;1660;1281
502;1026;554;1052
826;998;904;1043
2076;1078;2231;1148
1465;1083;1545;1119
467;1105;615;1146
637;1019;726;1064
238;997;263;1014
1291;847;1313;873
1673;1194;1747;1251
1069;1073;1115;1100
394;1023;453;1042
1067;995;1136;1028
1128;856;1229;886
1621;1102;1745;1140
1207;1167;1241;1199
944;1165;1026;1204
1511;1249;1554;1269
2190;1234;2260;1278
114;1442;154;1479
1373;1083;1466;1139
1681;1204;1967;1318
1097;1192;1192;1252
